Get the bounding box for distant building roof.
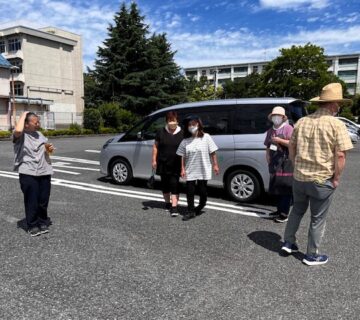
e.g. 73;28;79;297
0;54;11;68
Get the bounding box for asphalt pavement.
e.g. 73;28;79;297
0;136;359;320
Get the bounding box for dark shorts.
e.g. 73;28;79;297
160;174;180;195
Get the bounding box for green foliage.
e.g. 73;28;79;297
69;123;82;134
99;102;121;128
99;127;118;134
0;130;11;138
222;73;262;98
187;76;223;102
115;108;139;132
339;105;355;121
83;108;102;133
350;94;360;121
87;2;186;115
260;43;345;100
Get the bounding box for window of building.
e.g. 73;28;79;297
12;82;24;96
8;38;21;52
219;68;231;74
234;66;248;73
252;66;258;74
185;70;197;78
339;58;358;65
0;39;5;53
201;69;207;76
326;60;333;66
346;83;356;89
338;70;357;77
9;58;23;73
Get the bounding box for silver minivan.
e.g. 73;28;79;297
100;98;307;202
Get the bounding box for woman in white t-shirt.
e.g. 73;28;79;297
176;116;219;221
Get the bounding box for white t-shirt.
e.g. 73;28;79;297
176;133;218;181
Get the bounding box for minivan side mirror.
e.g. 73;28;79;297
137;131;143;140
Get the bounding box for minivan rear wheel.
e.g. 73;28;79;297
226;169;261;202
110;159;133;185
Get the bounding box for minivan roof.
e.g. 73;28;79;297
150;98;303;116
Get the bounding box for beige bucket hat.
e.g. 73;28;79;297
310;83;351;103
268;106;287;121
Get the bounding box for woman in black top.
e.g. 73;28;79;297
152;111;184;217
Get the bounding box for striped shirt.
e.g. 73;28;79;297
176;133;218;181
290;108;353;183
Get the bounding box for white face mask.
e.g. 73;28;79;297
167;121;178;130
272;115;283;127
188;126;198;135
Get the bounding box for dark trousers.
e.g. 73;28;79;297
277;194;292;215
186;180;208;212
19;174;51;228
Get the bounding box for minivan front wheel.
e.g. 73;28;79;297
226;169;261;202
110;159;133;185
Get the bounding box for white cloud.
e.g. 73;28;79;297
259;0;329;10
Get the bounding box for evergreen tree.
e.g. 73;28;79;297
88;2;185;115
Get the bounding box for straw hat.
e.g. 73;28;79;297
268;106;287;121
310;83;351;103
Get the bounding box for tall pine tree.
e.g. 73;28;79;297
89;2;186;115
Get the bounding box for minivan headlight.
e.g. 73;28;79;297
103;138;114;149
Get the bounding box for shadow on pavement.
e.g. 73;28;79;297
247;230;305;261
17;217;53;233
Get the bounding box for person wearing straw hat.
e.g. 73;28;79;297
264;106;294;223
281;83;353;266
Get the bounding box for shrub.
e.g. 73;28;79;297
99;102;121;128
69;123;82;134
0;131;11;138
116;108;139;132
99;127;118;134
83;108;102;133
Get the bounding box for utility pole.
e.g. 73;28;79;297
9;66;19;128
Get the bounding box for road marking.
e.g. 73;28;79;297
0;170;272;218
51;156;100;165
53;169;80;175
52;163;99;172
0;211;20;224
85;150;101;153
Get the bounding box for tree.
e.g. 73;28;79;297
90;2;185;115
260;43;345;100
187;76;223;102
222;73;262;98
83;68;103;108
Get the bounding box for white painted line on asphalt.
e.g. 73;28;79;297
52;163;99;172
53;169;81;175
0;211;20;224
51;156;100;165
85;150;101;153
0;170;272;218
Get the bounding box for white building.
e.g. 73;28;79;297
0;54;11;130
0;25;84;128
184;53;360;95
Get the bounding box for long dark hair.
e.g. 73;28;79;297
183;117;205;138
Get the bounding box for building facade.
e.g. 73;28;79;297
0;54;11;130
184;53;360;95
0;26;84;128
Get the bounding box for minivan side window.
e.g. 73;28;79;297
233;104;274;134
180;108;231;135
120;118;149;142
142;114;166;140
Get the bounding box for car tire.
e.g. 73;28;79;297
110;159;133;185
226;169;261;202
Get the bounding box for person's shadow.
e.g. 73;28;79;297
17;218;52;233
247;231;305;261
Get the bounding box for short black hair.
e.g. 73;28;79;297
25;112;38;124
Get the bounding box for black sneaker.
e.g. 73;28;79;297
182;211;195;221
275;213;289;223
39;224;49;234
28;226;41;237
165;203;171;211
195;206;205;216
170;206;179;217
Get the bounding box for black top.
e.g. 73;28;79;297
155;128;184;175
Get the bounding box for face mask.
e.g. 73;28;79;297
167;122;178;130
272;115;283;127
188;126;198;135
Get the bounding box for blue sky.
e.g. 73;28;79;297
0;0;359;69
